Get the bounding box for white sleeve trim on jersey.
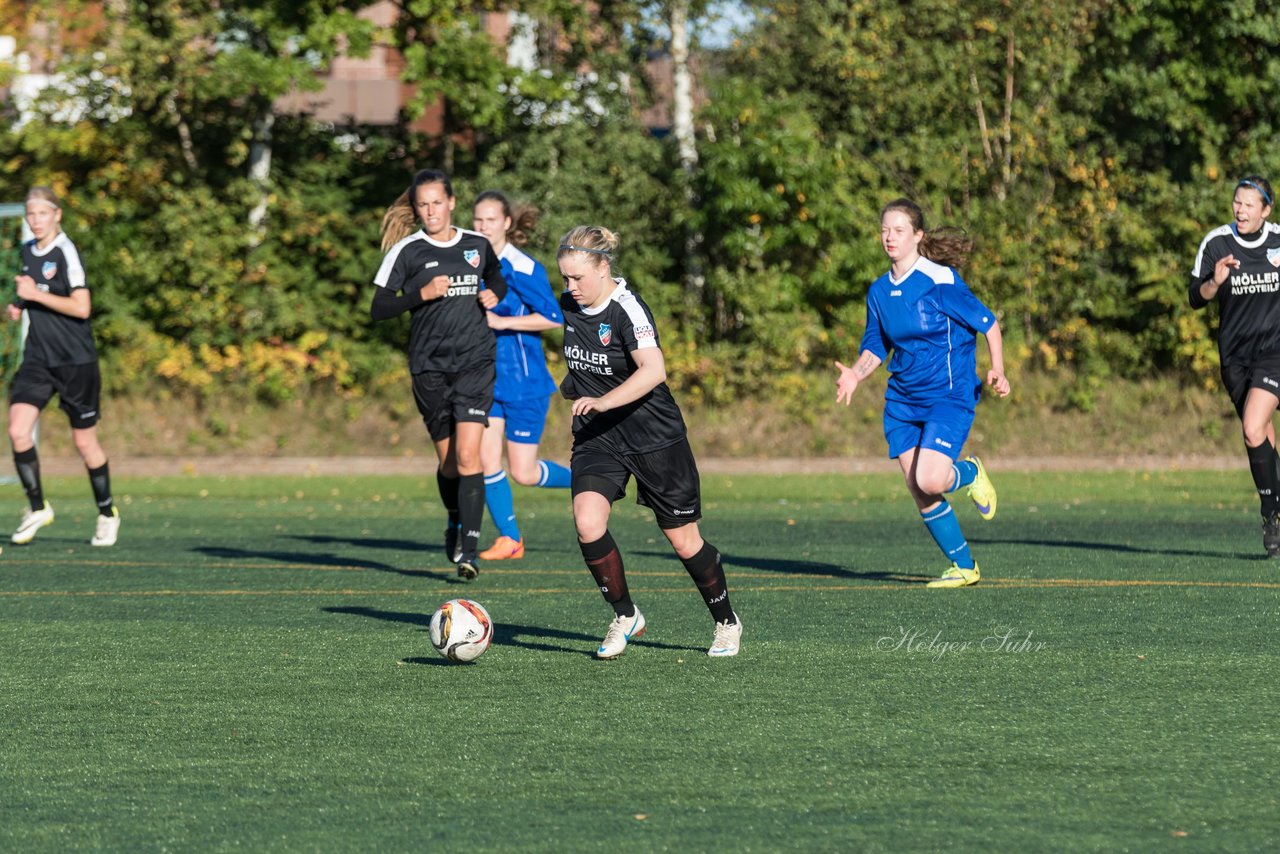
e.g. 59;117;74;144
614;284;660;350
373;232;424;287
916;256;956;286
499;242;537;276
1191;224;1234;278
57;234;87;288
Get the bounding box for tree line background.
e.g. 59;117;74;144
1;0;1278;432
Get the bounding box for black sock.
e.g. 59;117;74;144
579;532;634;617
681;540;735;624
88;462;113;516
457;473;484;558
14;447;44;511
1247;440;1280;518
436;471;460;528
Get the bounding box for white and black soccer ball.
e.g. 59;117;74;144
429;598;493;663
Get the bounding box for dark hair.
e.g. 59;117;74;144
380;169;454;251
880;197;975;269
474;189;540;248
1237;175;1274;209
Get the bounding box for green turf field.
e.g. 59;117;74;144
2;469;1279;850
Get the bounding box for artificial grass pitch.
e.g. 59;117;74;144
2;469;1279;850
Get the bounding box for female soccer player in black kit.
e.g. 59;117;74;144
6;187;119;547
556;226;741;659
372;170;508;579
1189;175;1280;556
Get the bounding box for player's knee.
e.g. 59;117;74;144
1243;423;1271;448
508;463;541;486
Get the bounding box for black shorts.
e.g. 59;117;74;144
412;362;495;442
571;438;702;529
9;361;102;429
1221;356;1280;418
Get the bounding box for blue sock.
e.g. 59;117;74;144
921;500;974;568
536;460;572;489
484;470;521;540
946;459;979;493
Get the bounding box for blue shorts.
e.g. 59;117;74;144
883;397;975;461
490;395;552;444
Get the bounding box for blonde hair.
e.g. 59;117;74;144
380;169;453;252
881;197;975;269
556;225;619;269
26;186;62;210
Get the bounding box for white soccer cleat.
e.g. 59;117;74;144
597;608;646;660
708;614;742;657
91;507;121;547
12;502;54;544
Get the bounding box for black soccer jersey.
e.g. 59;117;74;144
18;234;97;367
373;227;508;374
1190;222;1280;366
560;280;687;454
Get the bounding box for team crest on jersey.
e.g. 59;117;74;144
41;261;57;280
1268;247;1280;267
463;249;481;268
598;323;612;346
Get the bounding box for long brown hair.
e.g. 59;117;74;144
474;190;540;248
380;169;453;252
881;197;975;269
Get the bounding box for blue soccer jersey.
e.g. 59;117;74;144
490;243;561;402
859;257;995;406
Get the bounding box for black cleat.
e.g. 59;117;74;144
1263;513;1280;559
444;525;462;564
456;555;480;580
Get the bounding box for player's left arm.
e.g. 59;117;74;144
981;319;1010;397
479;243;509;307
15;275;91;319
940;285;1010;397
571;347;667;417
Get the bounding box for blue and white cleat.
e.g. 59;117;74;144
597;608;646;659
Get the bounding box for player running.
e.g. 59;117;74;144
471;191;570;561
6;186;120;547
835;198;1010;588
1188;175;1280;557
372;169;508;580
557;226;742;658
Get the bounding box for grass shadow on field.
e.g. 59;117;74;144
634;550;926;583
323;606;699;657
193;546;457;582
290;534;432;552
968;537;1258;562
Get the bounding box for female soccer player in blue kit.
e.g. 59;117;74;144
471;191;571;560
835;198;1010;588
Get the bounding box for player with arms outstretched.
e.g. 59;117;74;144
835;198;1009;588
557;226;741;658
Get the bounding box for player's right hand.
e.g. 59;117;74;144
834;360;859;406
5;304;20;322
420;274;451;301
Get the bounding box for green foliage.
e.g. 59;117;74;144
2;0;1279;416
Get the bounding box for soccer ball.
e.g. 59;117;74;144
429;599;493;663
